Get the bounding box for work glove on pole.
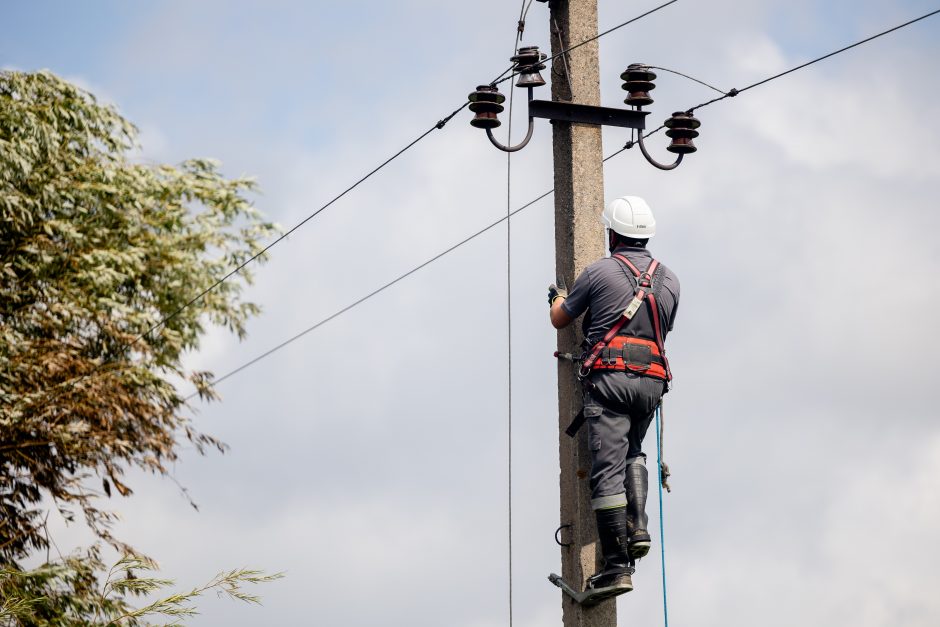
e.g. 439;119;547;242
548;277;568;306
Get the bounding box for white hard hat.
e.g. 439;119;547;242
601;196;656;239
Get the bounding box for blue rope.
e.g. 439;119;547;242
654;405;670;627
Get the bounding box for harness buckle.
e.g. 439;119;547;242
622;295;644;320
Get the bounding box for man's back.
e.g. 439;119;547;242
561;245;680;347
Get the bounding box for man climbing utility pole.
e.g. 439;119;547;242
544;1;682;621
545;1;614;626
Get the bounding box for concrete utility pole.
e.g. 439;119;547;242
549;1;614;627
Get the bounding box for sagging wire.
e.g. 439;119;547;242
644;65;727;95
493;0;680;88
35;100;471;411
685;7;940;115
45;0;686;409
621;5;940;162
506;0;533;627
133;100;471;349
186;7;940;394
184;185;556;400
505;1;532;620
185;139;630;400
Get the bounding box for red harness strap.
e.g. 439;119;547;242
579;254;672;382
590;336;668;378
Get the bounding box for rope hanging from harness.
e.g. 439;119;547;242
654;403;671;626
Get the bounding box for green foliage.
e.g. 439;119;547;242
0;547;135;626
0;548;283;625
0;70;278;562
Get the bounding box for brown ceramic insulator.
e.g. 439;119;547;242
512;45;548;88
623;85;655;106
468;85;506;105
621;64;657;107
664;111;701;129
664;111;701;154
470;111;502;129
468;85;506;129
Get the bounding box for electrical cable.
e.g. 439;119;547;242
50;0;683;407
493;0;680;87
621;6;940;157
63;0;675;396
32;13;940;626
34;100;471;411
645;65;727;95
184;194;554;401
185;138;633;399
505;5;526;624
186;7;940;394
489;0;534;90
519;0;536;30
738;8;940;96
685;7;940;114
622;125;666;151
132;101;470;348
179;13;940;627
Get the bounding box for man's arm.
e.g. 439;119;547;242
547;280;573;328
550;298;573;328
547;268;590;329
665;271;680;332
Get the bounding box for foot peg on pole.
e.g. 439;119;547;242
548;573;632;606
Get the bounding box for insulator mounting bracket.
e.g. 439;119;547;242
528;100;649;130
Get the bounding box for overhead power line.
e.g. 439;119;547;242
685;7;940;113
187;141;658;400
36;101;471;411
505;1;527;624
98;0;681;368
132;101;470;349
185;189;554;401
737;8;940;96
185;144;632;399
493;0;680;87
646;65;727;95
18;0;682;419
191;7;940;395
40;0;681;406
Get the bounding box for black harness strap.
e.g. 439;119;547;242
565;409;586;438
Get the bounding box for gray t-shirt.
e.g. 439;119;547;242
561;245;680;347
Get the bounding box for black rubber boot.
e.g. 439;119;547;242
625;463;652;559
587;505;634;595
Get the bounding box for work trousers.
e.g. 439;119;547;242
583;371;664;510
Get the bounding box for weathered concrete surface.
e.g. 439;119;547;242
549;1;614;626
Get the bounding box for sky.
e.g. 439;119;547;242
3;1;940;625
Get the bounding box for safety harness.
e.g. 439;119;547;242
580;254;672;382
563;254;672;438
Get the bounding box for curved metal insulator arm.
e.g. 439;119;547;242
485;88;535;153
637;130;683;171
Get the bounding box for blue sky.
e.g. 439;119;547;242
5;1;940;626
